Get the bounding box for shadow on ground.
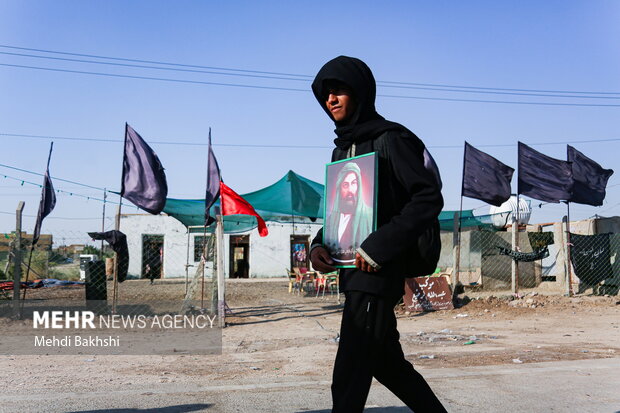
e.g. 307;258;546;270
300;407;410;413
68;404;212;413
227;303;343;326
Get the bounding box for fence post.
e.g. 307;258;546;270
452;212;460;294
13;201;25;317
534;224;542;286
562;216;571;296
511;215;519;294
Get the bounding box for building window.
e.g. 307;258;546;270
194;235;214;262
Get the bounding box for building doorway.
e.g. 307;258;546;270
229;235;249;278
142;235;164;281
290;235;310;270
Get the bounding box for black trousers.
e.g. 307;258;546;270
331;291;447;413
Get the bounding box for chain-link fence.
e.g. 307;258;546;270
0;227;219;317
436;225;620;295
2;216;619;313
569;232;620;295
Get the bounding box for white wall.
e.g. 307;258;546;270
246;221;321;277
121;214;191;279
120;214;321;279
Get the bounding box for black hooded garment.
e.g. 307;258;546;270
311;56;444;298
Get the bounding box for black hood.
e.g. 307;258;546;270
312;56;402;150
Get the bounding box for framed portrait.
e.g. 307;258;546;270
324;152;378;268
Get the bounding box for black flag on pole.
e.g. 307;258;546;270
567;145;614;207
33;142;57;247
121;123;168;214
462;142;514;207
204;128;221;226
518;142;573;203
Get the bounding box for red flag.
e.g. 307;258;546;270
220;181;268;237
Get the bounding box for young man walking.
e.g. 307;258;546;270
310;56;447;412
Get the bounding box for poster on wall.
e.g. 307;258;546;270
291;242;308;269
324;153;377;268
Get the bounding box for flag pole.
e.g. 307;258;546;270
101;188;107;259
453;195;463;300
201;222;208;310
22;142;54;303
200;127;219;314
20;246;35;303
565;201;573;296
216;213;226;327
112;198;122;314
565;145;574;297
453;143;467;300
113;123;130;314
512;194;520;295
202;127;212;311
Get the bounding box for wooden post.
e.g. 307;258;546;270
534;224;542;286
13;201;24;317
511;215;519;294
216;215;226;328
112;204;121;313
562;216;571;296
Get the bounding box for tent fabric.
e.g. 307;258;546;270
163;170;492;233
163;170;323;233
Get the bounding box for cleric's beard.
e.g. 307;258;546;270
340;197;356;214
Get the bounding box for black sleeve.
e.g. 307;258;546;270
311;227;323;248
359;133;444;267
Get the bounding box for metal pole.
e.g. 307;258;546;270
211;233;218;315
185;229;190;295
511;195;520;295
200;227;206;309
455;142;467;299
216;215;226;328
13;201;24;318
565;203;574;296
101;188;107;259
452;212;460;298
453;196;464;295
112;202;122;313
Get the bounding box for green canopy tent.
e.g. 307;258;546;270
162;169;495;233
163;170;324;233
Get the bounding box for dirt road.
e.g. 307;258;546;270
1;279;618;412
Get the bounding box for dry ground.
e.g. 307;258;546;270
0;278;619;411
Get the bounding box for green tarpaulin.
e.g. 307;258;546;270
163;170;495;233
163;170;323;233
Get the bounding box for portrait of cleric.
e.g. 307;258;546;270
324;154;376;266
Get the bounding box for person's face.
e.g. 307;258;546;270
340;172;358;214
325;85;357;123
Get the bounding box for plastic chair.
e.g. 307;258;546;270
315;273;328;298
287;268;299;294
293;267;315;295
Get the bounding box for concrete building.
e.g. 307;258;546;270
120;213;322;280
437;216;620;293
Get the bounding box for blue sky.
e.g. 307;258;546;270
0;1;618;238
